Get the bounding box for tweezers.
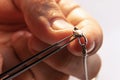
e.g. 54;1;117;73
0;32;77;80
0;27;88;80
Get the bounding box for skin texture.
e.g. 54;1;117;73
0;0;103;80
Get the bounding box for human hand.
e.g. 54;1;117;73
0;0;103;80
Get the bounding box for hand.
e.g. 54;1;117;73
0;0;103;80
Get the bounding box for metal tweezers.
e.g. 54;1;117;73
0;27;88;80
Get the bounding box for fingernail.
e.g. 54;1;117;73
52;19;74;30
87;41;95;53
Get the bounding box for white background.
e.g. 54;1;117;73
70;0;120;80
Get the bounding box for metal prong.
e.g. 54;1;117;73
73;27;85;39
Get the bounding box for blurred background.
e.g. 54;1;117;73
70;0;120;80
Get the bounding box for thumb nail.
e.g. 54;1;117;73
52;19;74;30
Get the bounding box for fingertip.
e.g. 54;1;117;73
87;54;102;79
28;16;74;44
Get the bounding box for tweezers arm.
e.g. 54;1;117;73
0;35;75;80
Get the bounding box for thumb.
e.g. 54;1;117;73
14;0;74;44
